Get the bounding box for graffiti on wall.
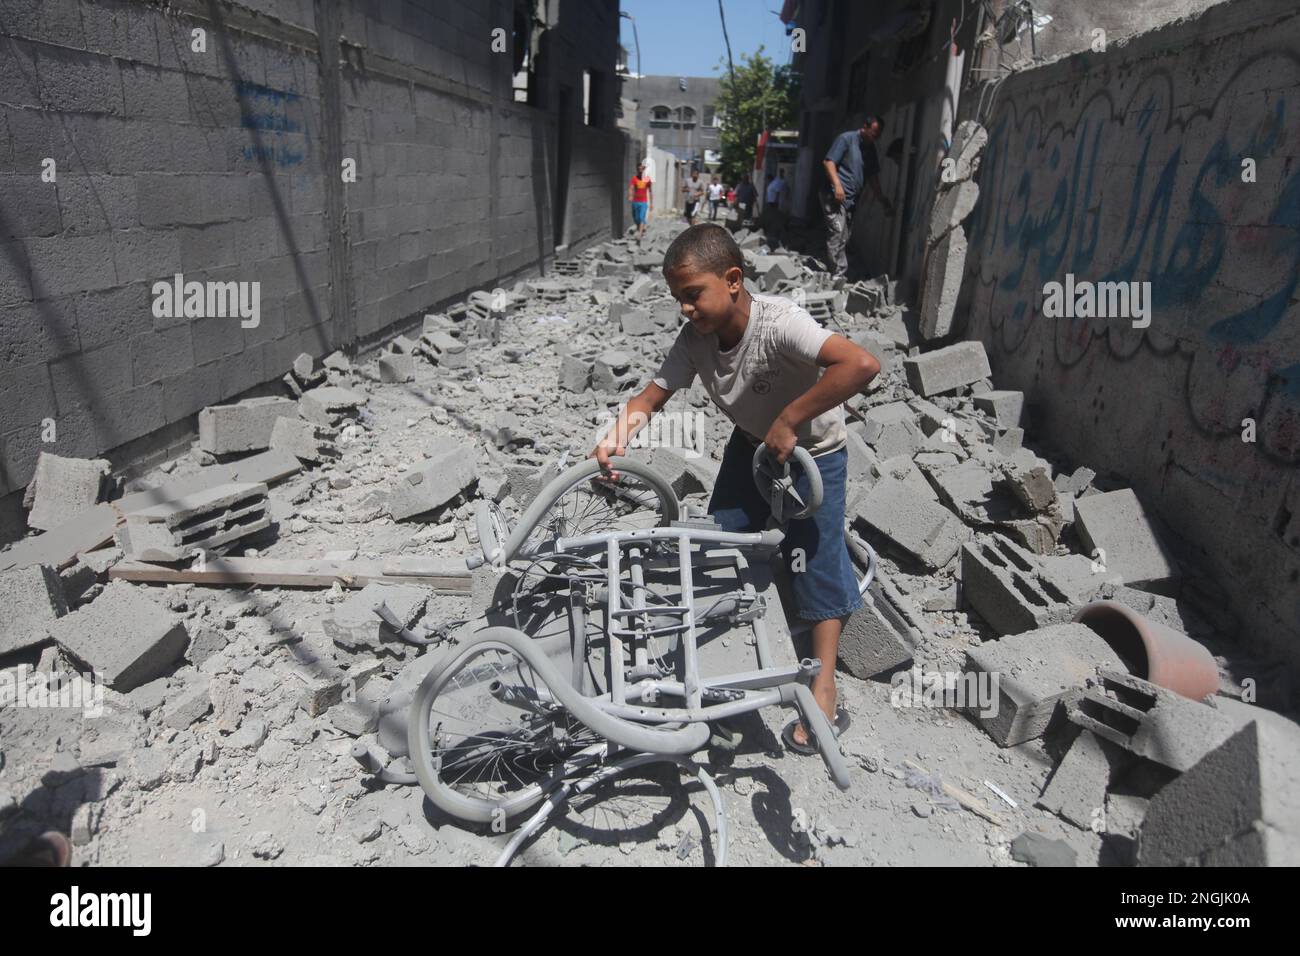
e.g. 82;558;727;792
966;50;1300;462
237;80;307;168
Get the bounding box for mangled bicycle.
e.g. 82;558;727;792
358;448;874;866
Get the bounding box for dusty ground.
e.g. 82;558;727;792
0;216;1214;868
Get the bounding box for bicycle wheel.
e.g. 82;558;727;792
408;627;712;824
408;632;607;824
501;456;680;563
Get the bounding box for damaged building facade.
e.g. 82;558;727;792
0;0;627;532
787;0;1300;677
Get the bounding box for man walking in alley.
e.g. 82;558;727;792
683;168;707;225
821;115;895;280
735;174;757;224
708;175;725;220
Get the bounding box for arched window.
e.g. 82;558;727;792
650;105;672;127
679;106;696;126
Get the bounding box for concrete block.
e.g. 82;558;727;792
419;329;469;368
918;227;967;340
387;443;479;520
299;385;365;427
1036;729;1122;830
619;308;656;336
1137;717;1300;867
591;349;636;392
838;581;914;679
974;390;1025;427
558;347;597;391
163;681;213;730
197;397;298;455
47;581;188;691
625;275;654;300
378;351;414;383
323;582;430;653
1075;489;1180;591
852;475;967;570
631;447;706;498
929;459;1019;525
116;482;270;561
845;279;888;315
269;415;338;463
904;340;990;396
0;565;68;655
23;452;111;532
858;401;922;458
960;534;1105;636
962;623;1125;746
1066;671;1237;772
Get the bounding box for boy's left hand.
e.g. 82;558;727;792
763;416;799;464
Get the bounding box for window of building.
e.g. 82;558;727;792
679;106;696;127
651;105;671;127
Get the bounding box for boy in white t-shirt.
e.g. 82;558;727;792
591;224;881;752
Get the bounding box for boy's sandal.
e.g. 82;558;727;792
781;708;851;757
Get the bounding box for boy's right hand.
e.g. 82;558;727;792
591;438;624;480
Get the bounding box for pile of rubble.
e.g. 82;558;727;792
1;210;1296;867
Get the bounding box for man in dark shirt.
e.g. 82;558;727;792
821;115;894;279
735;174;757;223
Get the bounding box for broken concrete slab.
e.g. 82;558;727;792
618;308;656;336
47;581;188;692
904;340;990;396
973;390;1025;427
198;397;298;455
962;622;1126;747
1075;489;1181;592
386;443;479;521
918;227;967;340
852;475;968;570
1137;711;1300;866
116;482;271;562
928;181;979;245
299;386;366;427
269;416;338;464
0;565;68;655
1066;671;1237;772
858;401;923;459
23;453;111;532
323;582;430;653
378;352;415;383
1036;729;1122;830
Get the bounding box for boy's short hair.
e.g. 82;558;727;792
663;224;744;277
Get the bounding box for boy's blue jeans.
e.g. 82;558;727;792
707;428;863;621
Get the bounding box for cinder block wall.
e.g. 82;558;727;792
960;0;1300;667
0;0;623;512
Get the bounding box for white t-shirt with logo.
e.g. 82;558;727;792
652;294;845;456
708;182;725;201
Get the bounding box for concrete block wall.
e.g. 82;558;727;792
0;0;623;511
960;0;1300;668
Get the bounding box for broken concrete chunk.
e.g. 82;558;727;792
903;340;990;396
1137;715;1300;866
24;452;111;532
948;120;988;182
962;622;1125;747
322;582;430;653
1074;489;1180;591
299;385;366;427
973;390;1024;427
0;564;68;656
1066;671;1236;773
198;397;298;455
918;227;967;340
838;581;915;679
960;534;1112;636
47;581;188;692
387;443;479;521
1035;729;1122;830
378;352;415;383
852;475;968;570
116;482;270;561
928;181;979;246
270;416;338;464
